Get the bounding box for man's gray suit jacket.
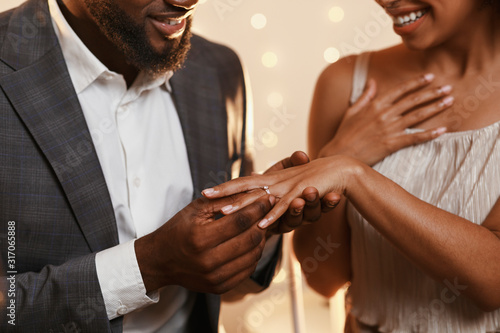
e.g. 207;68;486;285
0;0;279;331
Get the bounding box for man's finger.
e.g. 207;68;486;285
278;198;306;233
208;224;266;272
264;151;310;174
321;193;342;213
207;195;273;246
289;151;310;167
302;187;322;222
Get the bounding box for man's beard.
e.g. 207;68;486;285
84;0;192;75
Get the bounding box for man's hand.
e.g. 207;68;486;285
262;151;340;234
135;194;273;294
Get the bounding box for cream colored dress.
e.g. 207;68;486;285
346;53;500;332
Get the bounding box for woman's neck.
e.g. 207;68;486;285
417;11;500;77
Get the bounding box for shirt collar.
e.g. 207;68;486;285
48;0;173;94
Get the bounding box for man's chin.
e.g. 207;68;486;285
126;29;192;75
86;0;193;75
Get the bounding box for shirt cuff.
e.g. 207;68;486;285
255;234;281;273
95;239;159;320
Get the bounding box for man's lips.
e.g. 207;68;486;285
148;10;193;39
150;8;195;23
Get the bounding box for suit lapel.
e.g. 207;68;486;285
0;0;118;252
171;59;229;199
171;50;232;333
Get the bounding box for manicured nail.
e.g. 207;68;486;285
269;196;276;206
202;188;216;197
258;218;271;229
440;96;454;107
221;205;237;214
424;73;435;82
432;127;447;136
439;85;452;94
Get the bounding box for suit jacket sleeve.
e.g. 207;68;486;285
0;2;120;331
0;73;120;332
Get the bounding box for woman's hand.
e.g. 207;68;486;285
257;151;341;233
202;155;359;229
319;74;453;165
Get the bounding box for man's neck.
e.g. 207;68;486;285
57;0;139;87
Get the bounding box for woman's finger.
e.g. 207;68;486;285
392;85;453;118
202;176;267;198
202;164;304;199
219;189;267;215
345;79;377;117
217;178;296;216
398;95;454;129
378;73;435;106
390;127;447;150
258;190;302;229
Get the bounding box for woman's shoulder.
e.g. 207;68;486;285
317;54;357;94
309;44;408;128
315;44;405;99
313;54;358;118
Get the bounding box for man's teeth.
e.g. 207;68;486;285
167;19;182;26
155;17;183;25
393;9;427;26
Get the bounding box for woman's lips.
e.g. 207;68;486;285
390;8;430;35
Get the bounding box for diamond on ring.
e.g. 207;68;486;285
262;186;271;195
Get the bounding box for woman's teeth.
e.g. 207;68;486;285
393;9;428;27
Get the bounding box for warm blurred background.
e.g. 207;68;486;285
1;0;400;331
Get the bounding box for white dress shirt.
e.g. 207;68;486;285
49;1;194;331
49;1;280;331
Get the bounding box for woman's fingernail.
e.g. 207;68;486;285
202;188;216;196
432;127;447;136
294;208;303;215
439;85;452;94
424;73;435;82
221;205;237;214
269;196;276;205
258;218;270;229
439;96;454;107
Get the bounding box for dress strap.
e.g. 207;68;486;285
349;52;372;105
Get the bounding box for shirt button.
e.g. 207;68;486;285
134;178;141;188
104;73;114;80
117;305;128;315
119;105;129;112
